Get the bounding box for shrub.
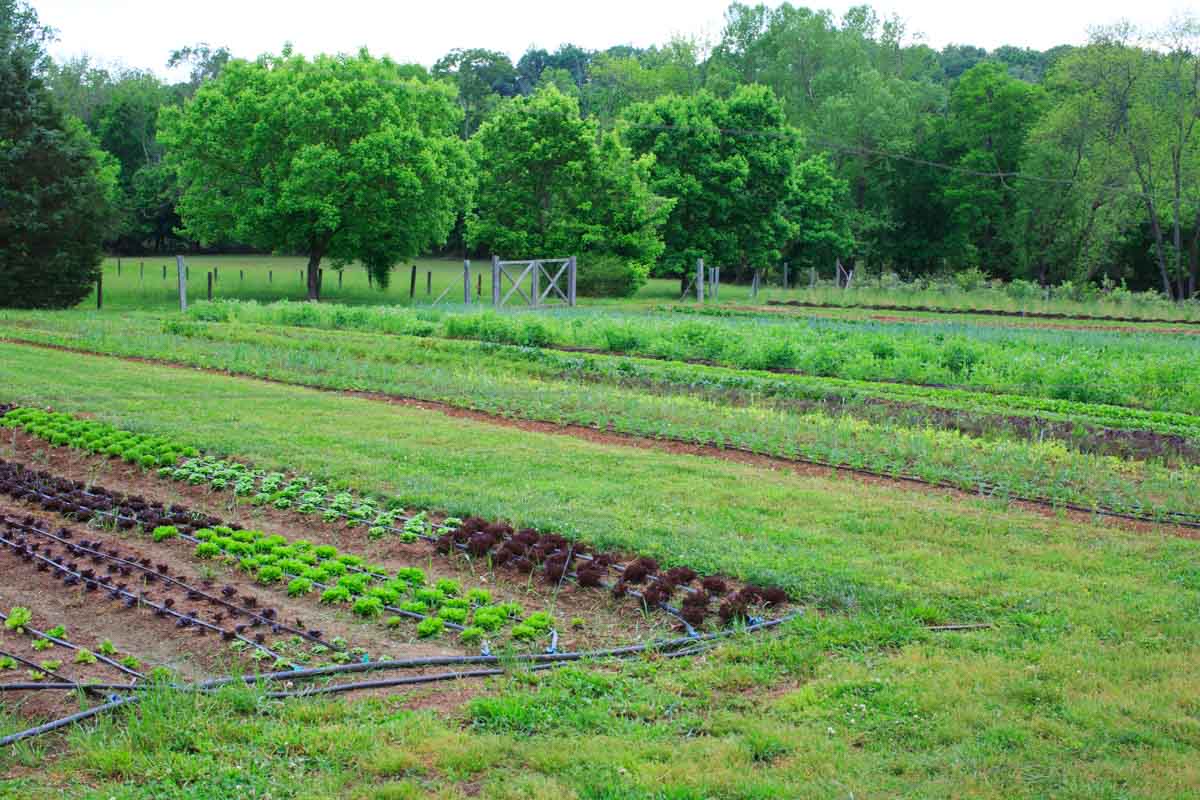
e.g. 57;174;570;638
575;254;650;298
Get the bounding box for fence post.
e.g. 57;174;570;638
207;271;213;301
117;258;121;277
96;271;102;310
140;262;144;280
568;255;577;307
367;269;372;288
463;260;471;305
240;269;244;282
810;267;816;288
492;255;500;306
162;264;166;280
318;269;324;295
269;270;273;284
714;267;720;301
696;258;704;303
783;261;789;289
477;273;482;298
751;270;759;299
531;261;541;307
176;256;187;312
409;264;417;299
213;266;218;282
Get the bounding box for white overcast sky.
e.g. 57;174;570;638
30;0;1193;78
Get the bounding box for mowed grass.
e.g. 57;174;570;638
2;341;1200;797
87;255;481;310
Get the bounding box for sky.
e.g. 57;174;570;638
31;0;1192;78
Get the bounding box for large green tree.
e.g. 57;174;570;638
467;86;670;269
160;48;472;299
0;0;117;308
622;84;803;283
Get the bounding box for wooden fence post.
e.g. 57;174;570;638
207;271;213;301
240;269;244;282
492;255;500;306
426;271;432;295
96;271;102;310
531;260;541;307
140;262;144;279
116;258;121;277
338;270;342;289
269;270;273;284
463;260;471;305
213;266;218;282
477;273;482;298
409;264;417;299
696;258;704;303
810;267;816;288
783;261;789;289
176;256;187;312
568;255;577;307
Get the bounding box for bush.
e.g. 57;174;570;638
575;254;649;298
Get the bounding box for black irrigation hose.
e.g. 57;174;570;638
0;532;278;661
0;609;143;681
0;695;140;748
0;647;76;685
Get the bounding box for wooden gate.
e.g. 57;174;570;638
491;256;577;308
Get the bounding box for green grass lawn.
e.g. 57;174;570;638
2;341;1199;798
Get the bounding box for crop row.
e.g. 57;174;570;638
2;406;792;631
9;326;1199;525
0;457;542;648
187;300;1200;413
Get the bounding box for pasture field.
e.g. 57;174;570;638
1;287;1199;799
87;255;1200;324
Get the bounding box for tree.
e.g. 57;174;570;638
1058;21;1200;298
431;48;518;138
784;154;854;269
622;85;803;283
467;86;669;271
160;48;472;299
940;62;1047;277
0;0;117;308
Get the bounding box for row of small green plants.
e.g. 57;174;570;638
166;318;1200;440
186;300;1200;412
153;523;552;645
3;607;146;677
0;407;199;468
162;455;431;539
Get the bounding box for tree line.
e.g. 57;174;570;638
3;1;1199;307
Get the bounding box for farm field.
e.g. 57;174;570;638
85;255;1200;324
1;300;1200;799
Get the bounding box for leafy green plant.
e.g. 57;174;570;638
152;525;178;542
74;649;98;665
416;617;444;638
5;607;33;633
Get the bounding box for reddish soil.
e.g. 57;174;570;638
2;340;1197;542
